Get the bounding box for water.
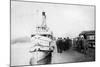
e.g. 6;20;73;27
11;43;33;66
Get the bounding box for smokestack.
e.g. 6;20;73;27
42;12;46;18
41;11;47;27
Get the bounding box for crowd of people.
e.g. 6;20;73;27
56;37;72;53
55;36;91;54
73;36;89;54
54;35;95;60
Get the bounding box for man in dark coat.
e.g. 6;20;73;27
56;38;63;53
64;37;72;51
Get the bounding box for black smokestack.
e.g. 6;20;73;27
42;12;46;18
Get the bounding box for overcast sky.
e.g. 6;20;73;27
11;1;95;39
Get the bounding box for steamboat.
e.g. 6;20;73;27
29;11;54;65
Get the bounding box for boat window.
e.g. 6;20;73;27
41;34;52;38
41;34;47;37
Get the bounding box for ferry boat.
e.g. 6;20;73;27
29;11;54;65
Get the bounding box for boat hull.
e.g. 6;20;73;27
30;51;52;65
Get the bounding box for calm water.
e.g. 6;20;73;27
11;43;33;66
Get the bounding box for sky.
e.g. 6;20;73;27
11;1;95;39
